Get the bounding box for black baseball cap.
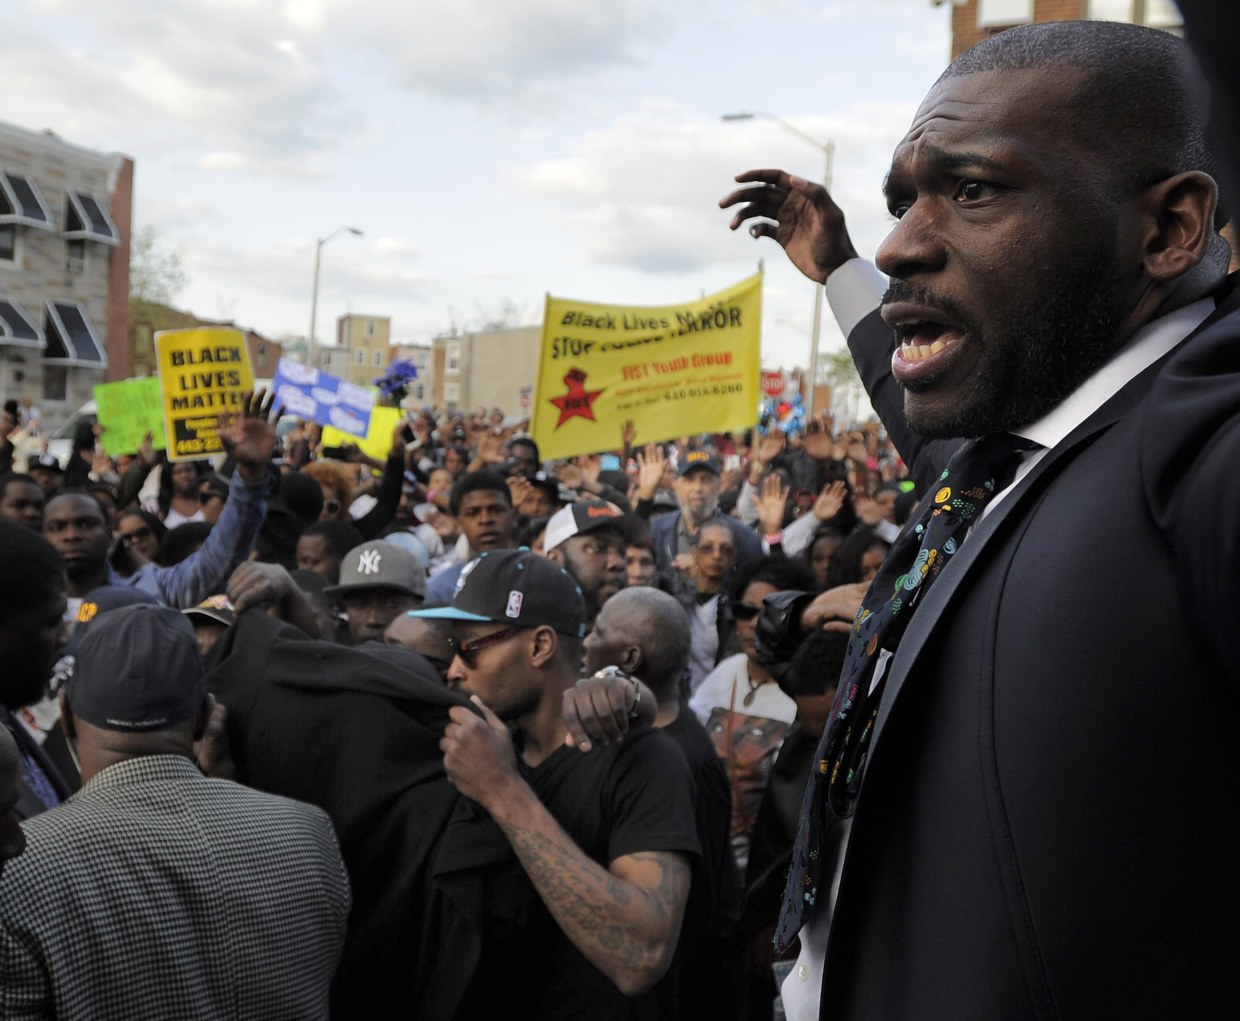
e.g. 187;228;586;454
677;450;721;478
67;585;161;655
68;603;206;732
410;548;586;637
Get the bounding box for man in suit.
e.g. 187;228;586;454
721;20;1238;1020
0;603;350;1019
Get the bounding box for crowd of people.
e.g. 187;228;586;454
2;12;1240;1020
0;376;903;1017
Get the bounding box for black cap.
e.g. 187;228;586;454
68;604;206;732
67;585;161;655
410;548;586;637
676;450;720;478
28;453;61;473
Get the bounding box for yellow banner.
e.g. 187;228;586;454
154;328;255;461
531;272;762;460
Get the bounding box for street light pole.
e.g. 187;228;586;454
308;225;363;369
722;111;834;415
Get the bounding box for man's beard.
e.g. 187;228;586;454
892;238;1130;439
680;499;719;528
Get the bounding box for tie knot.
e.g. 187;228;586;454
935;434;1040;513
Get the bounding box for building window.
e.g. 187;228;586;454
355;349;365;365
0;225;15;263
977;0;1033;27
66;239;86;275
43;301;107;367
43;366;67;401
446;342;462;375
443;383;461;405
366;318;376;337
63;191;120;246
0;173;53;231
374;350;383;367
0;299;44;348
1087;0;1181;26
413;384;424;400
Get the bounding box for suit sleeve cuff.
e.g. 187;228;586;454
825;258;888;337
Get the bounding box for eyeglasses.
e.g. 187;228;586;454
731;602;763;622
198;489;225;504
119;526;153;546
447;626;524;668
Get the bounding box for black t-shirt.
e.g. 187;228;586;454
515;722;701;1021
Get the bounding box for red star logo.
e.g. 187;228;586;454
549;367;604;428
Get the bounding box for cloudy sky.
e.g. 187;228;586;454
4;0;953;373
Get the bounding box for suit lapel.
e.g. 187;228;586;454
865;322;1209;756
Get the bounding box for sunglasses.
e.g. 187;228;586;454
731;602;763;622
447;626;524;668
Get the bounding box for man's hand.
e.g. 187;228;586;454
802;582;867;633
476;430;506;464
621;418;637;449
138;430;158;468
755;430;785;467
227;561;294;613
635;443;666;501
554;460;586;490
441;697;522;811
563;673;655;752
812;480;848;521
854;495;884;528
755;472;790;537
216;389;279;483
720;169;858;284
802;412;837;461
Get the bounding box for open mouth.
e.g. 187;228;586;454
882;304;967;383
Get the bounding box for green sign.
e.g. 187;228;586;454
93;377;167;457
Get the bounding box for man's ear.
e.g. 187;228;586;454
1139;170;1218;282
529;626;558;668
619;643;643;676
57;689;75;742
545;547;564;567
191;693;215;743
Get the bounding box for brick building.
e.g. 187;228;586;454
946;0;1182;59
129;302;282;383
0;120;132;429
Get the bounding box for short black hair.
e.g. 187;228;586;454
782;629;848;699
0;472;39;501
729;554;816;602
0;519;64;619
45;488;110;523
942;21;1222;221
508;436;540;461
158;522;213;566
449;470;512;516
300;520;364;559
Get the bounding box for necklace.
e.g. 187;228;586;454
743;665;761;707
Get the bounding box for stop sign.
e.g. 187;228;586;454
761;372;787;398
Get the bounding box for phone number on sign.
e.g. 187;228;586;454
663;382;744;401
174;437;217;455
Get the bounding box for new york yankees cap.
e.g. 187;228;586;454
68;603;206;732
323;539;428;600
409;548;586;637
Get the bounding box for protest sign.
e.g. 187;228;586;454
272;357;375;438
155;328;254;460
530;272;762;460
322;405;402;462
93;377;166;457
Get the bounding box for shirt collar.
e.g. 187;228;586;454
1016;297;1215;450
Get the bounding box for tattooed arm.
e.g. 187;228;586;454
441;698;691;995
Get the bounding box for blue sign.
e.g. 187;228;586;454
273;357;375;437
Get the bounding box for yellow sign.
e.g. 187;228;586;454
531;272;763;461
322;405;402;463
155;328;254;461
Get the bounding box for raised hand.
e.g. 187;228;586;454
755;472;791;537
719;169;858;284
216;389;280;482
812;480;848;521
621;418;637;449
803;412;837;461
854;494;884;528
635;442;666;500
755;430;786;467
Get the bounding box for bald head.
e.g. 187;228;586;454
384;614;453;681
590;587;690;696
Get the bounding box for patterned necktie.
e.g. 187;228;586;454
774;432;1039;953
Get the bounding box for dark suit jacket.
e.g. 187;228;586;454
818;279;1240;1020
3;709;72;823
650;509;765;577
